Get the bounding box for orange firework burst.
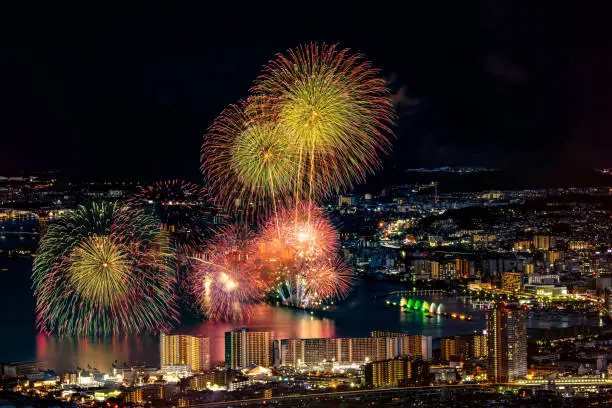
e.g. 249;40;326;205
251;42;395;199
303;256;352;302
254;204;350;307
257;204;339;262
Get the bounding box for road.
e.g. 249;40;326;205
187;383;491;407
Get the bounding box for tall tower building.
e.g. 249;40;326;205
225;328;274;369
486;304;527;382
160;333;210;372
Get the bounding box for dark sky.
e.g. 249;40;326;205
1;3;611;182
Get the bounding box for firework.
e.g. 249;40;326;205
251;42;395;198
257;204;339;262
130;180;212;255
32;202;177;335
303;256;352;303
201;99;297;219
261;256;351;308
254;204;350;307
190;224;263;321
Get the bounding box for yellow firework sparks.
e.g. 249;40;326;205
68;235;130;307
251;42;395;197
202;99;297;219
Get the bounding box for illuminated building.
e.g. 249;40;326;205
62;372;78;384
513;240;532;251
338;195;356;207
397;335;433;361
160;333;210;372
371;331;432;361
455;258;472;278
425;260;440;280
525;263;535;274
533;235;552;251
527;274;559;285
466;333;488;359
1;361;47;377
547;250;560;265
440;336;467;361
364;357;429;387
279;333;432;367
501;272;522;292
225;328;274;369
569;240;590;251
123;385;163;403
523;284;568;298
486;304;527;382
188;371;230;391
123;388;143;403
473;234;496;247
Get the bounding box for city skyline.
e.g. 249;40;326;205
1;3;612;407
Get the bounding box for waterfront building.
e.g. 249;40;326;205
455;258;473;278
466;333;488;359
279;333;432;367
225;328;274;369
440;336;467;361
160;333;210;372
371;331;432;361
486;304;527;382
364;357;429;387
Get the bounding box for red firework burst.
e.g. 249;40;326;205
190;224;263;321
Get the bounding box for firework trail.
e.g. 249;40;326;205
32;202;178;335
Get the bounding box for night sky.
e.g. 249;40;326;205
1;3;611;182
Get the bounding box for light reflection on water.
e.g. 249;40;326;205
0;257;601;373
35;304;337;372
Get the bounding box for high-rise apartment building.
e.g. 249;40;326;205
364;357;429;387
455;258;472;278
440;336;467;361
486;304;527;382
466;332;488;359
160;333;210;372
279;333;432;367
225;328;274;369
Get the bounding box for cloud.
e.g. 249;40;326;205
385;72;420;114
391;85;420;108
